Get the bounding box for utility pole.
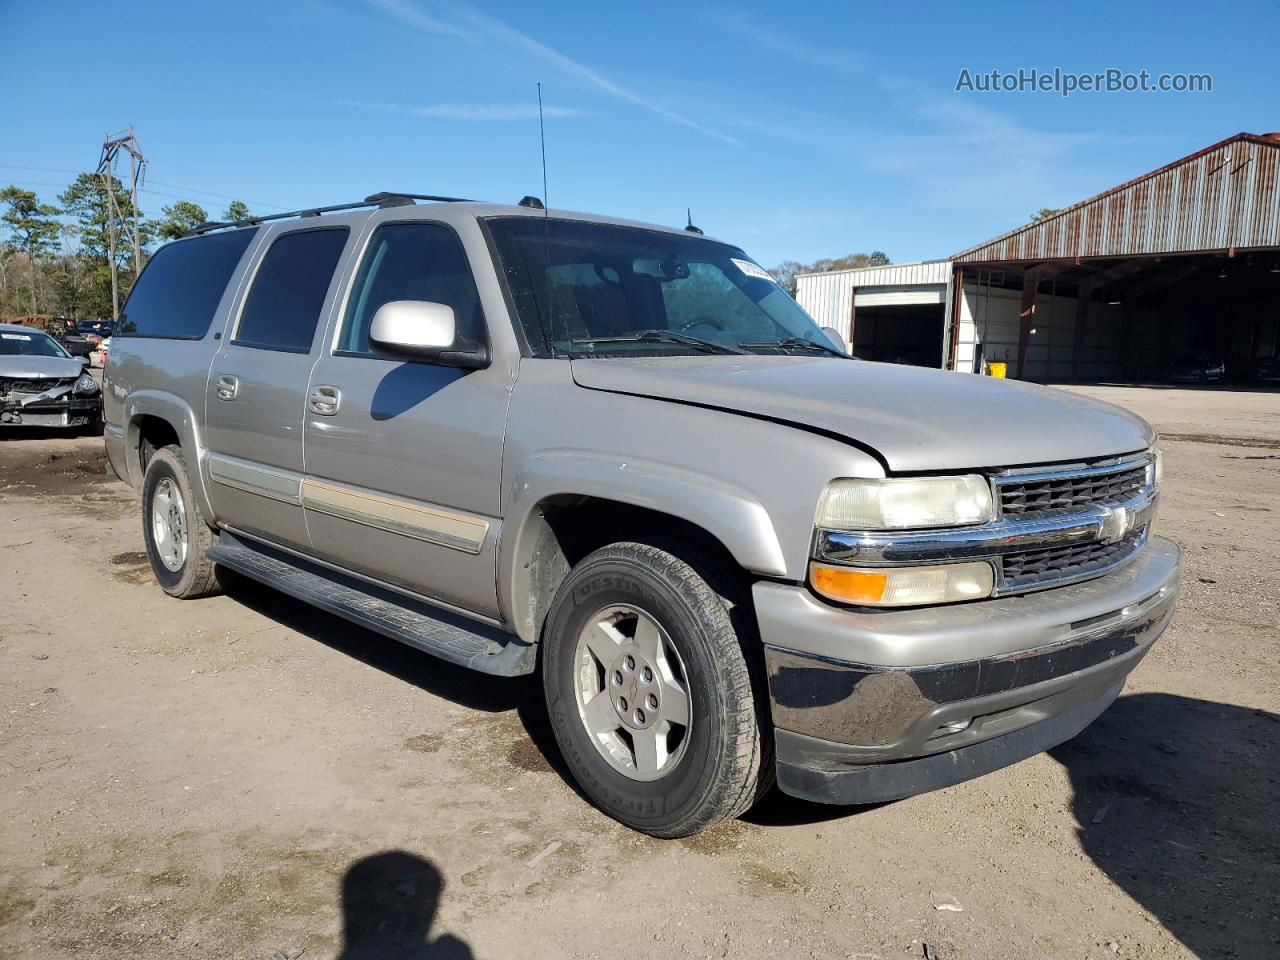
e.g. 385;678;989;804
96;126;147;322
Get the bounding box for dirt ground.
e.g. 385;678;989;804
1;384;1277;960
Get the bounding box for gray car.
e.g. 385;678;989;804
0;323;102;431
103;194;1180;837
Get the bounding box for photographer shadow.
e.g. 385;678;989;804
337;851;472;960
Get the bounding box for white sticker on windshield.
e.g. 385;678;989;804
731;258;776;283
1;333;32;340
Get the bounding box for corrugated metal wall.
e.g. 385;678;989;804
795;270;853;332
955;134;1280;263
795;261;950;344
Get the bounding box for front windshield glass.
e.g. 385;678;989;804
0;330;71;358
486;217;843;358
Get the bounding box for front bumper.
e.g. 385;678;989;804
0;390;101;428
758;536;1180;804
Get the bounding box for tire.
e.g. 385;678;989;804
542;540;772;838
140;444;220;599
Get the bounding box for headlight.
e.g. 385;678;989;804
811;561;995;606
815;475;994;530
74;371;99;395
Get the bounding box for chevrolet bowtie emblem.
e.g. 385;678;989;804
1098;505;1130;544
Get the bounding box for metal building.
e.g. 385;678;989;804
798;132;1280;382
795;260;950;365
945;131;1280;381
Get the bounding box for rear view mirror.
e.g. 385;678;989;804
632;257;690;281
368;300;489;369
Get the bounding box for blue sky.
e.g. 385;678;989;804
3;0;1277;266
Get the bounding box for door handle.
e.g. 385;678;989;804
215;374;238;401
309;385;341;416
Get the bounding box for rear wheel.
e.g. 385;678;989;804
141;444;220;598
542;540;771;837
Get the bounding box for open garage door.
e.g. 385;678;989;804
852;302;944;367
953;253;1280;384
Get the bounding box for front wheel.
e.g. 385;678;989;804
542;540;771;837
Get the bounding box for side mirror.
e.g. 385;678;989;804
820;326;848;352
368;300;489;369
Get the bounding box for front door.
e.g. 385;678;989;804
204;225;353;552
302;220;511;618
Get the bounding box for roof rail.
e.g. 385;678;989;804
183;192;475;237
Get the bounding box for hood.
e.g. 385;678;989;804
0;355;85;381
570;356;1155;473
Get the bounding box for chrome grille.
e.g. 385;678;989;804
998;461;1148;518
1001;527;1146;590
815;453;1158;599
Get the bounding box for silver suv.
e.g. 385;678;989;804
104;194;1180;837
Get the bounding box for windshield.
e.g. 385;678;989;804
486;217;842;357
0;330;71;358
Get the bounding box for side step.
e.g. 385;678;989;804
209;531;536;677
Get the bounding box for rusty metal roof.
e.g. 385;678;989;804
953;132;1280;263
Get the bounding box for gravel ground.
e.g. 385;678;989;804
1;384;1277;960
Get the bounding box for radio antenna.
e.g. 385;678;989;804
534;82;555;354
537;82;549;216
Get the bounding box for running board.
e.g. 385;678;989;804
208;531;536;677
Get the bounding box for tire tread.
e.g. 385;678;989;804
547;538;772;838
143;445;220;599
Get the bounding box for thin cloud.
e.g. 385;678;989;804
334;98;587;120
365;0;469;37
716;16;863;75
714;23;1124;222
367;0;738;145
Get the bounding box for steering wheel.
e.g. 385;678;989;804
678;316;726;335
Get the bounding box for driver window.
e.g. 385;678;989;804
339;222;484;356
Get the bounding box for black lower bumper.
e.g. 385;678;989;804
0;396;100;427
776;679;1122;804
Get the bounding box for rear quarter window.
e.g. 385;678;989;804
117;228;258;339
233;227;350;353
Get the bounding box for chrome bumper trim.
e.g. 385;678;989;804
765;580;1172;754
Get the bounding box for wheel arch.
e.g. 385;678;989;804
499;454;787;644
124;391;217;522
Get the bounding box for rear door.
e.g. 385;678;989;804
204;225;353;552
301;219;511;617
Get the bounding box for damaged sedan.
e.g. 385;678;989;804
0;323;102;433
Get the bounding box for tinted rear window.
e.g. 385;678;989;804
233;228;349;353
117;228;258;338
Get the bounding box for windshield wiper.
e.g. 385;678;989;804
570;329;748;355
738;336;847;357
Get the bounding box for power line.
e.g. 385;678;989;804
0;178;269;220
0;163;288;210
97;127;148;321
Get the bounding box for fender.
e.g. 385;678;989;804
123;390;218;523
499;450;787;642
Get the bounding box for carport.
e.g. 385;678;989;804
944;132;1280;382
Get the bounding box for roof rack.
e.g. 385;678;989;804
184;192;474;237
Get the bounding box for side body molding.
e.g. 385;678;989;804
499;451;787;642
